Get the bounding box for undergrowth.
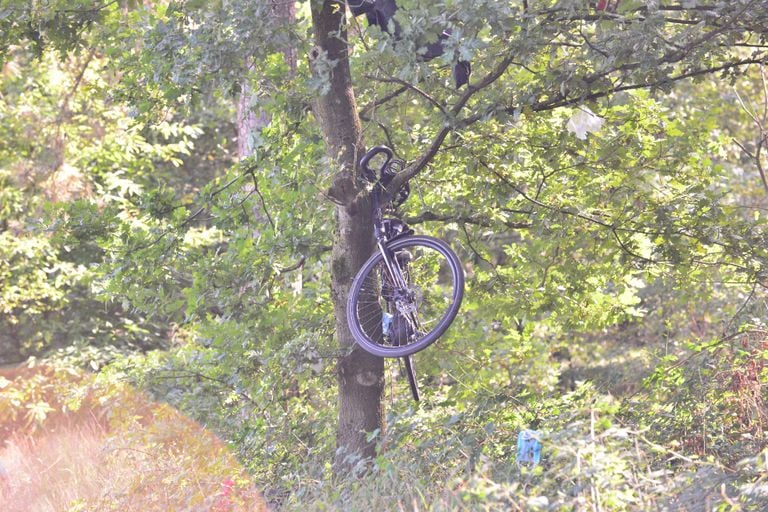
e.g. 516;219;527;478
2;328;767;511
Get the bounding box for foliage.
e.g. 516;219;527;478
0;46;222;362
2;0;768;510
640;329;768;460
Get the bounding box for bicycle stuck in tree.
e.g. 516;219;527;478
346;146;465;401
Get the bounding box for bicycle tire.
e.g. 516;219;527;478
347;235;464;358
403;356;420;402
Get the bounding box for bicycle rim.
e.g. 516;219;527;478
347;235;464;358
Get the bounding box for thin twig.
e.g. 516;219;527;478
460;223;494;267
404;210;531;229
358;85;408;118
527;56;767;113
365;75;452;118
277;256;306;274
247;169;276;231
154;369;261;408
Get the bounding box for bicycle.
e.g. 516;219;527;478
346;146;465;401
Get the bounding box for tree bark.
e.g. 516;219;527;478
310;0;385;473
237;0;297;159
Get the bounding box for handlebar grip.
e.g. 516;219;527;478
359;146;393;181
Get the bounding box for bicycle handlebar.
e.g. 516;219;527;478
360;146;394;182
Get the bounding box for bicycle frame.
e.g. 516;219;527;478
372;190;407;288
351;145;464;400
361;147;419;333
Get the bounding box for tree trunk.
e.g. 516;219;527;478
310;0;385;473
236;0;297;159
236;80;270;159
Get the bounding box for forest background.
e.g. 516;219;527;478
1;0;768;510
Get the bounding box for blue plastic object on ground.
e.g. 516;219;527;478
516;429;542;465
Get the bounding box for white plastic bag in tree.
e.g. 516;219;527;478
566;106;605;140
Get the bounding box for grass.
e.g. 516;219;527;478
2;422;107;511
0;364;266;511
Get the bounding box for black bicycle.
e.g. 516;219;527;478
346;146;465;400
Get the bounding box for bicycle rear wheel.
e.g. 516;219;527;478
347;235;464;358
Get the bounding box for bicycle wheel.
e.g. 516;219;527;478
403;356;420;402
347;235;464;358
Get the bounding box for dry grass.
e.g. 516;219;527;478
2;422;107;511
0;365;267;511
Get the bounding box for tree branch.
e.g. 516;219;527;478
154;369;260;408
404;210;531;229
129;166;261;252
382;51;520;197
733;66;768;195
358;85;408;119
381;55;766;200
246;168;276;232
364;75;451;118
527;56;767;113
